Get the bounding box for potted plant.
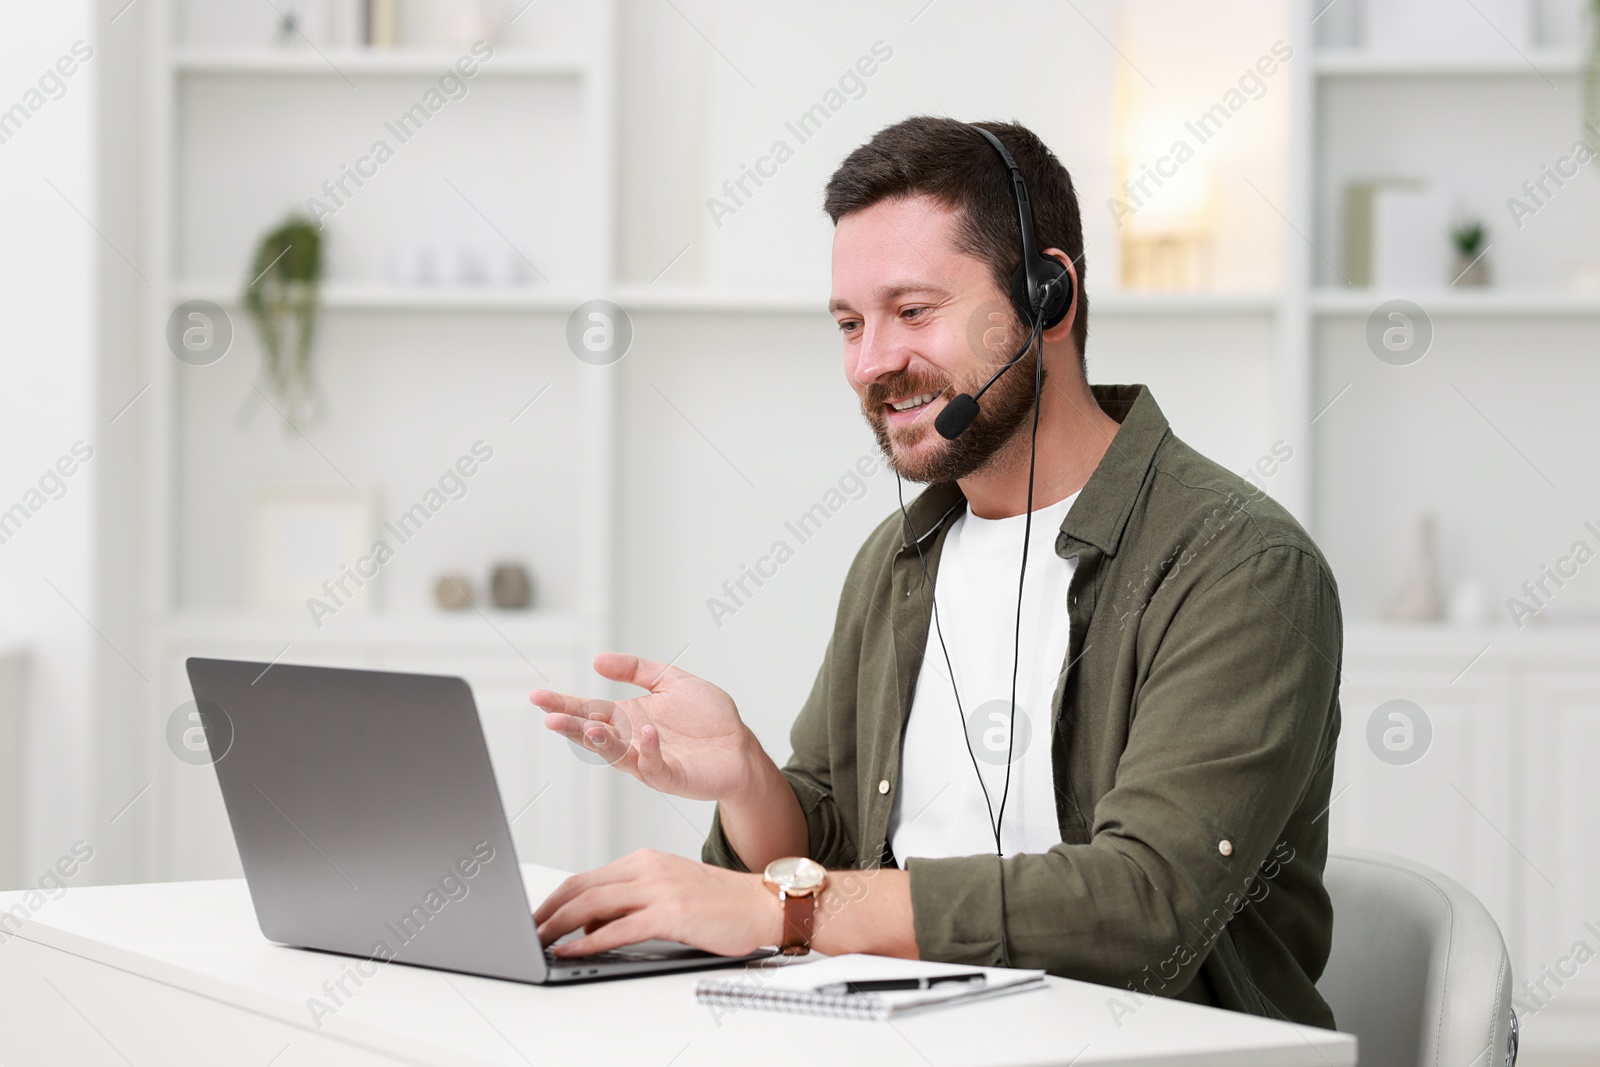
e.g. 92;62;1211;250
1451;220;1489;286
241;216;324;427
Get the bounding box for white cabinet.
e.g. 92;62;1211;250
1330;664;1516;937
1520;670;1600;1018
1338;625;1600;1055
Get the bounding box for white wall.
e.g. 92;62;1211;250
0;0;98;884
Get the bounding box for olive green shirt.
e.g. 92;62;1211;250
704;384;1343;1028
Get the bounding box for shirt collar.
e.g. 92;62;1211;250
896;383;1170;558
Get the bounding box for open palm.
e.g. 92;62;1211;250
531;652;757;802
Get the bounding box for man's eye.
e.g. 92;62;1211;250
901;306;927;320
837;320;860;334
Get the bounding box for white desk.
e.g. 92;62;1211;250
0;865;1356;1066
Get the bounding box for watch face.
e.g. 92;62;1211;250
766;856;826;891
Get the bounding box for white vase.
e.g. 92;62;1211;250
1384;514;1444;622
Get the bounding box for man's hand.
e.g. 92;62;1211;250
533;849;779;958
532;652;765;803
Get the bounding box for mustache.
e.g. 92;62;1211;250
863;373;952;409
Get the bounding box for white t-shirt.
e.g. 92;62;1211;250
887;490;1080;862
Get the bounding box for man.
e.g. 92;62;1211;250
531;117;1342;1028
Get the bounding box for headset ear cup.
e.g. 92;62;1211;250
1038;258;1073;329
1009;258;1073;331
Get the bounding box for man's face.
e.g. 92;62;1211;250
830;195;1040;484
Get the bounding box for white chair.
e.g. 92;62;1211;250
1317;849;1517;1067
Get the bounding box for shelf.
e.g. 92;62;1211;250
152;609;601;647
172;48;591;78
601;286;828;313
173;281;1281;317
1314;48;1584;77
1343;621;1600;664
1312;288;1600;316
179;281;586;312
1093;291;1279;315
173;281;830;314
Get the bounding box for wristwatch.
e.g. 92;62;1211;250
762;856;827;955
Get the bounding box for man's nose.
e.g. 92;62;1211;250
852;320;908;389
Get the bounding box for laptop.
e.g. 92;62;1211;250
184;657;776;983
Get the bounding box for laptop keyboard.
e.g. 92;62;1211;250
544;945;679;966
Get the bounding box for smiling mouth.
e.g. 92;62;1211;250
886;391;941;415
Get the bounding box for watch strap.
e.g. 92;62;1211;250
778;889;817;955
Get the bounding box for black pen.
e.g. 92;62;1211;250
814;973;988;995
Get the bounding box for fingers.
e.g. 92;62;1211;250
536;882;637;946
549;913;656;959
635;723;666;781
527;688;583;715
592;652;684;694
542;709;616;743
533;849;655;926
541;709;643;780
541;712;590;745
581;721;640;773
533;851;721;958
529;689;613;722
533;865;611;926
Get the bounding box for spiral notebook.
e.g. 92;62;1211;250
694;954;1046;1021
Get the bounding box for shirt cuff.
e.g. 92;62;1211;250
701;803;750;872
907;853;1007;965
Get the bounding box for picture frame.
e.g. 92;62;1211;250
246;484;375;612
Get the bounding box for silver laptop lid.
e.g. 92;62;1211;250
185;657;548;983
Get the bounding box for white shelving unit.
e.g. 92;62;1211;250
146;0;618;620
1301;5;1600;1060
1300;3;1600;597
134;0;618;884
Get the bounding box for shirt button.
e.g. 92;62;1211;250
1218;839;1234;857
878;779;890;795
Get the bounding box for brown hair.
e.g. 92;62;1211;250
823;116;1089;369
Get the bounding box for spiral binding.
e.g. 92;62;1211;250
694;981;889;1021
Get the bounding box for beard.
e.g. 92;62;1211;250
862;347;1044;485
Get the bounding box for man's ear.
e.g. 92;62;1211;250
1039;247;1079;345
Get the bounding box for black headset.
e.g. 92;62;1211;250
933;124;1075;441
895;122;1075;859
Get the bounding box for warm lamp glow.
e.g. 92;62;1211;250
1115;117;1216;235
1113;115;1216;290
